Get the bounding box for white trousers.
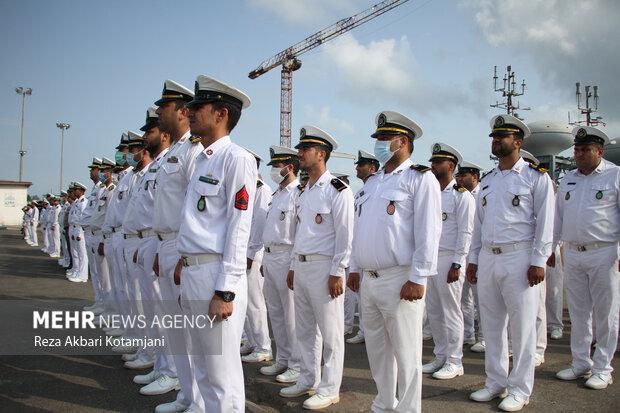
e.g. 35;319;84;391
42;226;50;251
564;245;619;375
362;266;424;413
157;238;201;409
535;280;547;357
84;232;100;301
102;235;119;314
92;234;111;307
294;259;342;396
477;248;540;401
122;237;145;342
546;244;564;330
426;254;464;364
51;224;61;256
29;221;38;245
462;279;484;341
59;229;70;266
262;249;300;370
135;235;170;371
180;260;247;413
244;250;272;354
69;226;88;280
344;269;364;335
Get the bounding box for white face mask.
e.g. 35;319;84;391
270;166;287;184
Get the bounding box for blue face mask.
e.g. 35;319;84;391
374;139;398;164
114;151;126;165
127;152;139;168
97;172;106;182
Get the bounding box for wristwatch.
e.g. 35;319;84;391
451;263;461;270
215;290;235;302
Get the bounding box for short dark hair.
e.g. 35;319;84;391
283;158;300;175
173;100;187;111
320;147;331;162
211;101;241;132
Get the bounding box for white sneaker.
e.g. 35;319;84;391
124;358;154;370
463;337;476;345
276;368;300;383
259;363;287;376
241;351;273;363
239;341;252;356
155;400;189;413
122;352;139;362
68;277;87;283
534;354;545;367
346;331;365;344
432;362;464;380
556;367;592;381
470;387;508;402
140;374;180;395
133;369;161;384
585;373;613;390
344;328;353;336
498;394;529;411
302;393;340;410
423;332;433;341
471;341;486;353
279;383;315;398
422;358;444;374
550;327;563;340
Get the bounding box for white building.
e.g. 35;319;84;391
0;180;32;226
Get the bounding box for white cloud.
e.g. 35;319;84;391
465;0;620;124
302;105;355;136
320;33;474;114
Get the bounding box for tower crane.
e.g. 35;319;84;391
249;0;410;147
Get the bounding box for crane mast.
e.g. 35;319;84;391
249;0;410;147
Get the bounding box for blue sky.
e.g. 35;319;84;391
1;0;618;195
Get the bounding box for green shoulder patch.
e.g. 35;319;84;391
453;184;466;193
108;184;115;191
410;164;431;173
528;163;548;173
297;184;305;193
330;178;347;192
189;135;201;144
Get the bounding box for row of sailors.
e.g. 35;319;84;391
26;75;618;413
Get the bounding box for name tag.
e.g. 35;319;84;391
149;168;157;173
199;176;219;185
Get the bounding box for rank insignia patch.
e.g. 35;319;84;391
235;185;249;210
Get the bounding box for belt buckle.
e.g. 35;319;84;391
577;245;587;252
299;255;307;262
367;270;378;278
181;256;189;267
491;247;502;255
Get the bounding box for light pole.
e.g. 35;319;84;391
56;122;70;193
15;87;33;181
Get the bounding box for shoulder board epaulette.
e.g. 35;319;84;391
410;164;431;172
189;135;201;144
108;184;115;191
480;170;492;181
528;163;548;173
453;184;466;193
297;184;305;193
257;180;263;188
330;178;347;192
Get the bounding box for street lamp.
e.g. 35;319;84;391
15;86;33;181
56;122;71;193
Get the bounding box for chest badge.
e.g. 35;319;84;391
280;211;286;221
565;192;570;200
482;196;487;206
386;201;395;215
197;196;206;212
595;190;603;200
442;212;447;221
315;214;323;224
512;195;520;206
118;192;124;200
